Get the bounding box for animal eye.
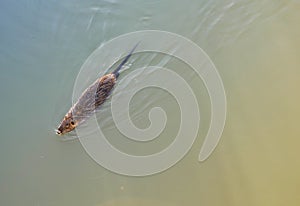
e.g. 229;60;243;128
70;121;75;126
65;123;69;127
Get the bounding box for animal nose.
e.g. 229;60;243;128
56;130;62;135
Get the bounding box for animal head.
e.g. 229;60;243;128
56;113;78;135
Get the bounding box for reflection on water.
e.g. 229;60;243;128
0;0;300;205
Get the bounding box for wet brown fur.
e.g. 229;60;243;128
56;43;138;135
57;73;116;135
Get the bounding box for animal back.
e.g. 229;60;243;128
71;74;116;120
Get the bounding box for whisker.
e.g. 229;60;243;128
59;134;79;142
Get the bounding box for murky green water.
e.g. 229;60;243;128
1;0;300;205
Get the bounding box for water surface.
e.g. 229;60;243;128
0;0;300;205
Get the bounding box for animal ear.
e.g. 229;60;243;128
65;113;72;118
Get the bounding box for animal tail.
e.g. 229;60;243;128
112;42;139;78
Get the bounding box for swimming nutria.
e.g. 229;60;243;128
56;44;138;135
